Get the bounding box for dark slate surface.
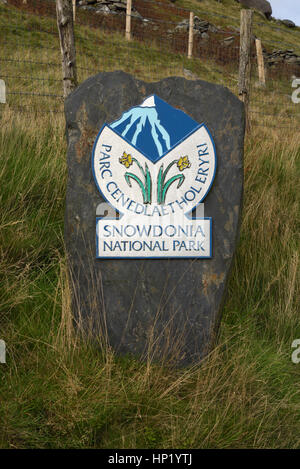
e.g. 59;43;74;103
64;71;244;365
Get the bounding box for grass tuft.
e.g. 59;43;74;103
0;108;299;449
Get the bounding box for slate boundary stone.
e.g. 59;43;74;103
64;71;245;366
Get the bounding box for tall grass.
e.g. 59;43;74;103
0;105;299;448
0;0;299;450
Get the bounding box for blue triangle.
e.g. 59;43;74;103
109;94;200;163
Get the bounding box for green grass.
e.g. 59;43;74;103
0;109;299;449
0;0;300;449
178;0;300;54
1;0;299;129
1;1;227;112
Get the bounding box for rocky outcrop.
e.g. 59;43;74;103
76;0;299;72
77;0;142;18
175;15;219;37
175;16;239;47
264;49;300;67
235;0;272;19
280;19;296;28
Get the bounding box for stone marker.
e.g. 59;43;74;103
64;71;244;365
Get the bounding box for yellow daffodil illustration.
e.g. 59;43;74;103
119;151;133;168
177;156;191;171
157;156;191;204
119;151;152;204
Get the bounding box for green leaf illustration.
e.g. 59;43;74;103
145;163;152;204
125;173;147;204
157;164;164;204
161;174;185;203
121;156;152;205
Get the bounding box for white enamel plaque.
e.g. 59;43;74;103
92;95;217;258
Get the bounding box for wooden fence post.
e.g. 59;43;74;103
0;79;6;104
238;9;253;132
188;11;194;59
56;0;77;98
125;0;132;41
72;0;76;23
255;38;266;86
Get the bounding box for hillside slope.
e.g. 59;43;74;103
1;0;299;129
0;0;299;451
178;0;300;51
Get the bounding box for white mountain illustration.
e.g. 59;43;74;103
110;95;171;158
109;94;199;162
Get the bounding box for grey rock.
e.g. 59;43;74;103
81;5;96;11
194;17;209;29
223;36;235;46
235;0;272;19
264;48;300;67
281;19;296;28
267;56;283;64
285;56;300;64
175;19;189;32
96;5;110;14
175;16;218;35
131;10;142;19
78;0;139;17
112;2;126;9
64;71;245;366
208;24;219;33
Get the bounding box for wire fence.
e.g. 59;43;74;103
0;0;299;129
0;0;63;112
249;29;300;129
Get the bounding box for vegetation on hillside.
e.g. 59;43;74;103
178;0;300;53
0;108;299;448
0;0;299;449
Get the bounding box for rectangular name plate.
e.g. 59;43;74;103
96;217;212;258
